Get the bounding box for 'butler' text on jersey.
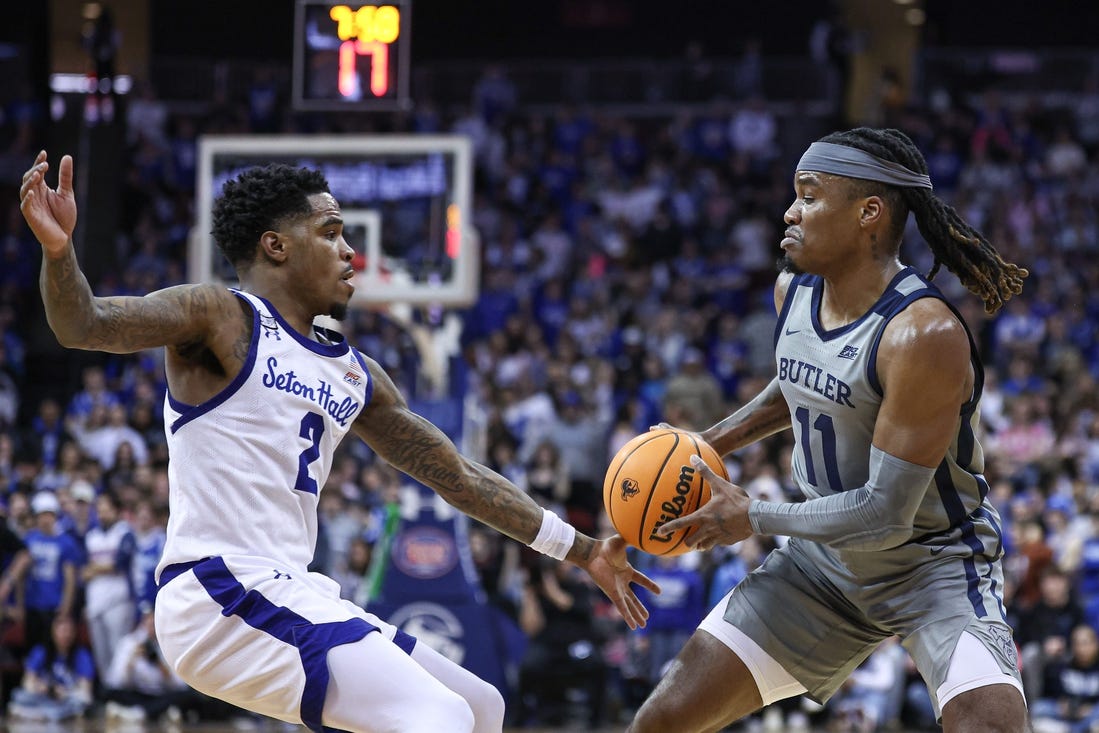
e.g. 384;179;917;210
777;357;855;408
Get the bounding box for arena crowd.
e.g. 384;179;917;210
1;42;1099;733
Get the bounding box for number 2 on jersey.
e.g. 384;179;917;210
294;411;325;494
794;406;842;490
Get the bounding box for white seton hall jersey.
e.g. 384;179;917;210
774;267;991;541
157;291;372;578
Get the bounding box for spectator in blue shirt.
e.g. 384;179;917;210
22;492;81;653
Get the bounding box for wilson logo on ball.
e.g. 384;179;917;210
603;428;726;556
648;465;695;544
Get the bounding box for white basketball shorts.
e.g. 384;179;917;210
154;555;416;731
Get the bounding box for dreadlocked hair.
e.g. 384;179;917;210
819;127;1028;313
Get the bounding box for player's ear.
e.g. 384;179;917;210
860;196;883;227
259;230;288;263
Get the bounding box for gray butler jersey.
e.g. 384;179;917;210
774;267;995;553
713;268;1017;710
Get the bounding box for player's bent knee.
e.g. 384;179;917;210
630;695;725;733
940;683;1027;733
420;690;477;733
466;677;505;731
628;706;675;733
361;688;475;733
629;677;718;733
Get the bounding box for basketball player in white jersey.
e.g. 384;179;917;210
20;151;659;733
627;128;1030;733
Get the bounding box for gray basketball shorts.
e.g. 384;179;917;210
716;536;1021;714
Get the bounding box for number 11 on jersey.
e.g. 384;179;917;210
794;406;842;491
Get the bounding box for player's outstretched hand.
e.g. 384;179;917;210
656;454;754;551
581;535;660;630
19;151;77;256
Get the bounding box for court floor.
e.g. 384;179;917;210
0;724;630;732
0;724;643;733
0;720;849;733
0;722;933;733
0;705;942;733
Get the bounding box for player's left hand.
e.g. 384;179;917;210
656;454;754;550
581;535;659;630
19;151;77;256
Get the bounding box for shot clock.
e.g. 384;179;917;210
292;0;412;111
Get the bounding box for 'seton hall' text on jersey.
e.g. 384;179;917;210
777;357;856;408
262;356;359;426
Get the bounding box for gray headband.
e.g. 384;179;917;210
796;141;933;190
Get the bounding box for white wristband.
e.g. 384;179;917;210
529;508;576;561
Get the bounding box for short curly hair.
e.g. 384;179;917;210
211;164;331;269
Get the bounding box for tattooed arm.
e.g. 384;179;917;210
353;357;660;628
700;377;791;456
355;358;560;548
21;151;237;354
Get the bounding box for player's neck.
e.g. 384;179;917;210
239;279;321;340
819;258;904;328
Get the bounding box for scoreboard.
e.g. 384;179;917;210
292;1;412;111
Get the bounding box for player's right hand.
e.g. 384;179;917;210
581;534;660;630
19;151;77;257
655;454;754;551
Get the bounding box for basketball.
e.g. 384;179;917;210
603;428;729;556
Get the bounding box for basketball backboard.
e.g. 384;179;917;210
191;134;478;307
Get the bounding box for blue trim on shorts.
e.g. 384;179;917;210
182;557;397;733
958;522;987;617
976;506;1009;621
393;628;417;654
158;559;205;589
933;462;988;617
974;473;991;502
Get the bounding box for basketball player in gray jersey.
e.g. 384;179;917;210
628;128;1030;733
